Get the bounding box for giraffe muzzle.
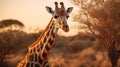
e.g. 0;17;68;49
63;25;69;32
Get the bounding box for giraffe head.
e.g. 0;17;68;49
46;2;73;32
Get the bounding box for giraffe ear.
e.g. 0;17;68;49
46;6;54;14
67;7;73;14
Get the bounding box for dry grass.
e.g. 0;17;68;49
49;47;120;67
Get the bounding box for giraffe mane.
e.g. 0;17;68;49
29;17;54;48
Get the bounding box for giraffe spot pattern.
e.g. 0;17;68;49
52;33;55;39
43;36;47;43
33;48;36;52
43;61;50;67
50;24;53;29
29;54;33;61
38;55;43;65
45;44;51;51
36;45;39;48
26;62;30;67
35;63;40;67
30;49;32;54
48;37;52;44
27;24;56;67
42;50;48;59
48;37;54;46
31;63;33;67
17;20;58;67
34;53;38;62
37;46;41;53
51;29;54;35
46;30;50;37
40;42;44;50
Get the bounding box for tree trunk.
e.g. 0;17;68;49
108;41;120;67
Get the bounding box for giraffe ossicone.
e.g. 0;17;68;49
17;2;73;67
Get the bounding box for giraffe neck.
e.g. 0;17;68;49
40;18;59;59
23;17;59;67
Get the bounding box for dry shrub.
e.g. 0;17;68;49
118;59;120;66
100;60;111;67
66;39;93;53
93;39;105;51
1;29;119;67
49;54;66;67
79;48;96;57
0;29;41;67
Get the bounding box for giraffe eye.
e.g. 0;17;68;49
54;15;59;18
66;15;69;19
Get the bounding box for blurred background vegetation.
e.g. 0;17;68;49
0;0;120;67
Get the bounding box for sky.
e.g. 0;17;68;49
0;0;79;36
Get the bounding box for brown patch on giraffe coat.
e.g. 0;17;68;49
51;28;54;35
35;63;40;67
43;36;47;43
26;62;30;67
40;42;44;50
34;53;38;62
31;63;33;67
43;61;49;67
38;55;44;65
29;54;33;61
29;49;32;54
45;44;51;51
48;37;55;47
52;33;56;39
33;48;36;52
46;30;50;37
37;47;40;53
42;50;48;59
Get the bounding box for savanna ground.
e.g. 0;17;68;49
0;29;120;67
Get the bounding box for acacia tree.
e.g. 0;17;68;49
0;19;24;29
0;19;24;66
71;0;120;67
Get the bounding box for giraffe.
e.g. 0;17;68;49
17;2;73;67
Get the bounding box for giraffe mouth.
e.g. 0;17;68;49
62;25;69;32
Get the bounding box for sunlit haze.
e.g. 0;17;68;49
0;0;79;36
